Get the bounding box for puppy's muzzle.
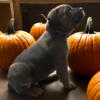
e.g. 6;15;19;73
78;7;85;17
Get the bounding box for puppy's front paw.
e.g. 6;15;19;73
64;83;76;91
31;87;44;97
24;87;44;97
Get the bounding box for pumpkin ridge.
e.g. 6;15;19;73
83;34;90;74
68;35;76;67
5;36;11;70
16;34;26;49
68;33;83;72
20;32;35;46
76;34;85;72
87;80;100;98
2;36;7;69
2;36;6;69
92;87;100;100
4;36;8;69
16;34;29;49
6;35;14;69
91;34;95;72
8;36;16;65
92;90;99;100
84;34;88;50
93;35;100;74
14;35;24;50
20;33;31;46
77;34;84;52
12;35;24;54
93;90;100;100
84;34;88;64
74;34;83;70
87;82;100;100
76;34;84;52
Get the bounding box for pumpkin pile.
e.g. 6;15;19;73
0;18;35;71
68;17;100;77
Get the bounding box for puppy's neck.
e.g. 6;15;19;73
46;22;71;39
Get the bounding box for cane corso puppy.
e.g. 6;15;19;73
7;4;85;97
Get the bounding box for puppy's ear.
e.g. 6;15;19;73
47;18;56;26
47;17;52;25
47;9;58;24
47;15;58;25
47;17;51;22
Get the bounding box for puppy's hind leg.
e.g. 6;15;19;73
8;63;44;97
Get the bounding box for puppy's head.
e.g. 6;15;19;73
47;4;85;37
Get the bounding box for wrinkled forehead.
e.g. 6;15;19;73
54;4;72;12
47;4;72;18
55;4;72;10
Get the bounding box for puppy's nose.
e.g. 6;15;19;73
79;7;85;16
79;7;83;11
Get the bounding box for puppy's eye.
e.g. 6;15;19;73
67;7;71;12
48;18;50;20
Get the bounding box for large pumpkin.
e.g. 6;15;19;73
86;71;100;100
30;14;46;40
68;17;100;77
0;18;35;71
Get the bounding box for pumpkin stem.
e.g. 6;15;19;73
84;17;94;34
41;13;47;23
7;18;15;35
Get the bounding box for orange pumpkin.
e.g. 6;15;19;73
0;18;35;71
30;14;47;40
30;23;46;40
68;17;100;77
86;71;100;100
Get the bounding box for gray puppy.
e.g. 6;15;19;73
8;4;85;97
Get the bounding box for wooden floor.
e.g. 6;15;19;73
0;69;89;100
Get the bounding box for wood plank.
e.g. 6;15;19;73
14;0;100;4
13;0;23;30
9;0;14;18
11;0;100;30
0;0;9;3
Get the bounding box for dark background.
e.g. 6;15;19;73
0;3;100;33
21;3;100;33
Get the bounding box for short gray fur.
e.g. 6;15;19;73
7;4;85;97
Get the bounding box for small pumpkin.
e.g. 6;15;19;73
86;71;100;100
30;14;46;40
68;17;100;77
0;18;35;71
